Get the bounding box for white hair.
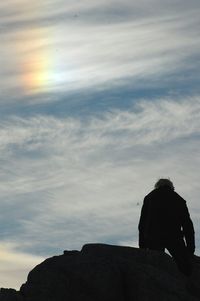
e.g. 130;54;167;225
154;178;174;190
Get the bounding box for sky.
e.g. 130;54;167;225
0;0;200;289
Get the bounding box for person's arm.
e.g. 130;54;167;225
138;198;148;249
181;200;195;254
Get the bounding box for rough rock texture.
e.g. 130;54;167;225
1;244;200;301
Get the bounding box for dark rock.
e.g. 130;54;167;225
0;289;23;301
1;244;200;301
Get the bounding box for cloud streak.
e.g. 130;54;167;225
0;95;200;266
0;0;199;102
0;95;199;153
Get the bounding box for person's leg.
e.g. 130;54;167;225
166;239;193;276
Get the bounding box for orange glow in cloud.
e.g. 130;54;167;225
23;52;52;93
20;28;52;93
18;27;64;94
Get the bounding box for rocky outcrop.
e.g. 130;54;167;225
1;244;200;301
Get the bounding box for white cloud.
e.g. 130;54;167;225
0;96;199;154
0;0;199;100
0;96;199;266
0;243;44;289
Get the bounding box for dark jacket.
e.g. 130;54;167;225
138;186;195;254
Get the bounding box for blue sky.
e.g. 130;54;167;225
0;0;200;289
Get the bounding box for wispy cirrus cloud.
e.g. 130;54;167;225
0;95;199;153
0;0;199;103
0;95;200;268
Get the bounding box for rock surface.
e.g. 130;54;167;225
1;244;200;301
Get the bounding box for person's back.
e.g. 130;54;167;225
138;178;195;276
140;186;193;243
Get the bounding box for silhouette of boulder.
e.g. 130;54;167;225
1;244;200;301
0;289;23;301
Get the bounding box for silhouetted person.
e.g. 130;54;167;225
138;178;195;276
